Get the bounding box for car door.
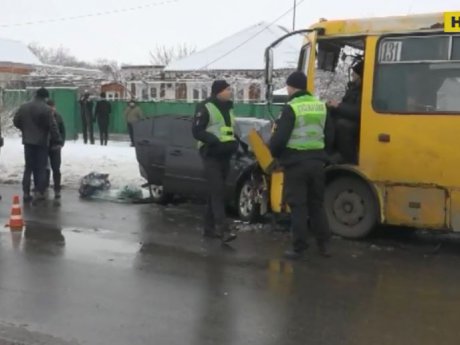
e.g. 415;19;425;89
133;116;171;185
163;117;206;197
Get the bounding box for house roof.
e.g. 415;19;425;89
0;38;41;66
165;22;302;72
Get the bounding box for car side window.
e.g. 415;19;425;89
152;118;171;139
171;119;196;148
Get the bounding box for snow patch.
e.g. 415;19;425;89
0;137;144;190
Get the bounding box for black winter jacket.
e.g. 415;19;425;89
269;91;333;167
192;97;239;159
14;98;62;147
334;81;362;122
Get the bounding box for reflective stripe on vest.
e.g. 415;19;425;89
197;102;236;148
286;94;327;150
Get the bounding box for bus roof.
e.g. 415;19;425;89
309;12;448;37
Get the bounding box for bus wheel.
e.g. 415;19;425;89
325;177;378;239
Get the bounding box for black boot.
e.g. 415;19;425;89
318;242;331;258
203;227;221;239
54;190;61;200
222;231;237;243
283;249;306;260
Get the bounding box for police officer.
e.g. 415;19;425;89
192;80;238;243
269;72;332;259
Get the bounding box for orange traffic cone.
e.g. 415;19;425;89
7;195;24;232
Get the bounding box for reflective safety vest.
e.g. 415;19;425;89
286;94;327;150
197;102;236;148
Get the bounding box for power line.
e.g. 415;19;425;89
0;0;179;28
198;0;306;70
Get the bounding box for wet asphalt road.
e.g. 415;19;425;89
1;185;460;345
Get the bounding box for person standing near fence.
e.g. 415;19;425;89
124;99;143;147
0;117;3;201
95;92;112;146
14;87;62;203
79;91;94;145
45;100;66;199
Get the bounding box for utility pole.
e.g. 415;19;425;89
292;0;297;31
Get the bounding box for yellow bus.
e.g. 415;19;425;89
250;12;460;238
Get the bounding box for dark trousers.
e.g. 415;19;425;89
81;114;94;144
284;160;330;252
97;115;109;146
46;149;62;192
127;123;134;145
202;157;230;234
335;118;358;164
23;144;49;195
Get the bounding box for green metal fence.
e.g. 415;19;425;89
2;88;282;139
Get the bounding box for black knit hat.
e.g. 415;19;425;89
211;80;231;96
286;71;307;90
36;87;49;99
352;60;364;77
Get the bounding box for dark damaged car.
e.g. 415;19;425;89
133;115;272;222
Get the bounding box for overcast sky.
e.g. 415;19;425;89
0;0;458;64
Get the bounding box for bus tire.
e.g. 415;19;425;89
325;176;378;239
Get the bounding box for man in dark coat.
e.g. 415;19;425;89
45;99;66;199
79;91;94;144
327;60;364;164
14;87;62;202
95;92;112;146
0;115;3;201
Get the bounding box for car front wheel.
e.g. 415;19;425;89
237;179;261;223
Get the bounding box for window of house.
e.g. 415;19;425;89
201;85;209;100
171;119;195;148
130;83;136;97
150;87;158;99
175;83;187;100
193;87;200;101
142;87;149;101
235;86;244;102
373;35;460;114
249;83;261;101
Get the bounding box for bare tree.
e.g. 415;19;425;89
28;43;123;82
96;59;121;81
28;43;94;69
149;43;196;66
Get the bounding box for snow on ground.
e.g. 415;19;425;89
0;136;145;190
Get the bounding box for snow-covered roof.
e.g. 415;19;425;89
165;22;302;72
0;38;41;66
